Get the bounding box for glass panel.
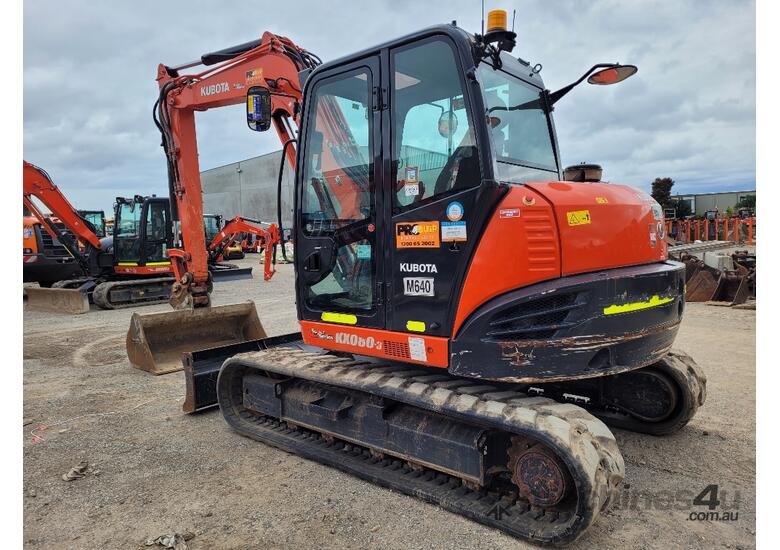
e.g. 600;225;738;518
301;68;375;312
392;40;479;208
82;212;104;237
203;216;220;243
144;202;168;262
477;63;557;175
115;203;142;262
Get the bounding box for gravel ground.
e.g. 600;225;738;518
23;258;756;549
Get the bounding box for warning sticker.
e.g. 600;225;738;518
499;208;521;219
567;210;592;226
408;337;428;361
403;166;420;197
395;221;440;249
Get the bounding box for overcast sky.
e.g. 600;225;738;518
23;0;756;213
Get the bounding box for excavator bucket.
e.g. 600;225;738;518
25;287;90;314
126;301;266;375
708;272;751;306
685;270;718;302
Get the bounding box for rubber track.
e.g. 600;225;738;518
218;348;625;545
589;349;707;435
92;277;173;310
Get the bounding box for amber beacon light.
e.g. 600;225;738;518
486;9;507;32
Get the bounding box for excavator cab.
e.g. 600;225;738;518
113;196;173;271
78;210;106;238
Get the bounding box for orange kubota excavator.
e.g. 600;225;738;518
23;162;274;313
23;162;177;312
126;13;706;544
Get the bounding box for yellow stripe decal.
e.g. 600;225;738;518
146;261;171;266
321;312;358;325
117;262;138;266
603;295;675;315
406;320;426;333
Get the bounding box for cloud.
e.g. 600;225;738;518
24;0;755;213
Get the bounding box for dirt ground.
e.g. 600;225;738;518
22;258;756;549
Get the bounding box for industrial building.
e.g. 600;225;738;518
201;149;295;230
673;189;755;216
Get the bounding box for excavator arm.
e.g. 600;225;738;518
208;217;280;281
23;161;102;273
154;31;317;308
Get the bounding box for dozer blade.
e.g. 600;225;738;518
126;301;266;375
182;332;305;413
25;287;90;315
209;262;253;282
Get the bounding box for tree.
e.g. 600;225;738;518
651;177;675;207
736;194;756;209
672;198;693;219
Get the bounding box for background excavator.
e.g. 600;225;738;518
126;13;706;544
23;162;270;312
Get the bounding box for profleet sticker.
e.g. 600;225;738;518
446;201;464;221
441;221;467;242
499;208;521;219
567;210;592;226
246;68;264;85
395;221;440;249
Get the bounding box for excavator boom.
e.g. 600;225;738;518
127;32;316;373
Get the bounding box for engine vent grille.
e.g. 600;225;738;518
486;292;582;341
383;340;410;359
37;223;71;258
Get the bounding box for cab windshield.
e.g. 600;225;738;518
477;58;558;181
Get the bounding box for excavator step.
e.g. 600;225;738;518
216;348;624;545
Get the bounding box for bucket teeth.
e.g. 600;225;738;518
125;301;266;375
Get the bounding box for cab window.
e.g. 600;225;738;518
392;39;479;209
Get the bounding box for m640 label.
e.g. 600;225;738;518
403;277;434;297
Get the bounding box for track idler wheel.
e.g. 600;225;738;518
507;437;573;507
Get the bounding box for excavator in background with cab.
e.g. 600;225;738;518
127;12;706;544
24;163;256;312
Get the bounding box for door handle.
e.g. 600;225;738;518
303;251;321;272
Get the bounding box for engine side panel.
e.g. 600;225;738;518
452;186;561;336
525;181;667;276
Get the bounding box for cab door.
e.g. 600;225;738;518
383;36;489;337
295;57;384;328
139;198;172;266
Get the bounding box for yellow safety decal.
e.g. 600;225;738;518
603;295;674;315
595;197;609;204
321;312;358;325
117;262;138;266
406;320;426;333
146;261;171;266
567;210;592;226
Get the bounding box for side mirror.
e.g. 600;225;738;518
247;86;272;132
587;65;638;85
547;63;638;106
